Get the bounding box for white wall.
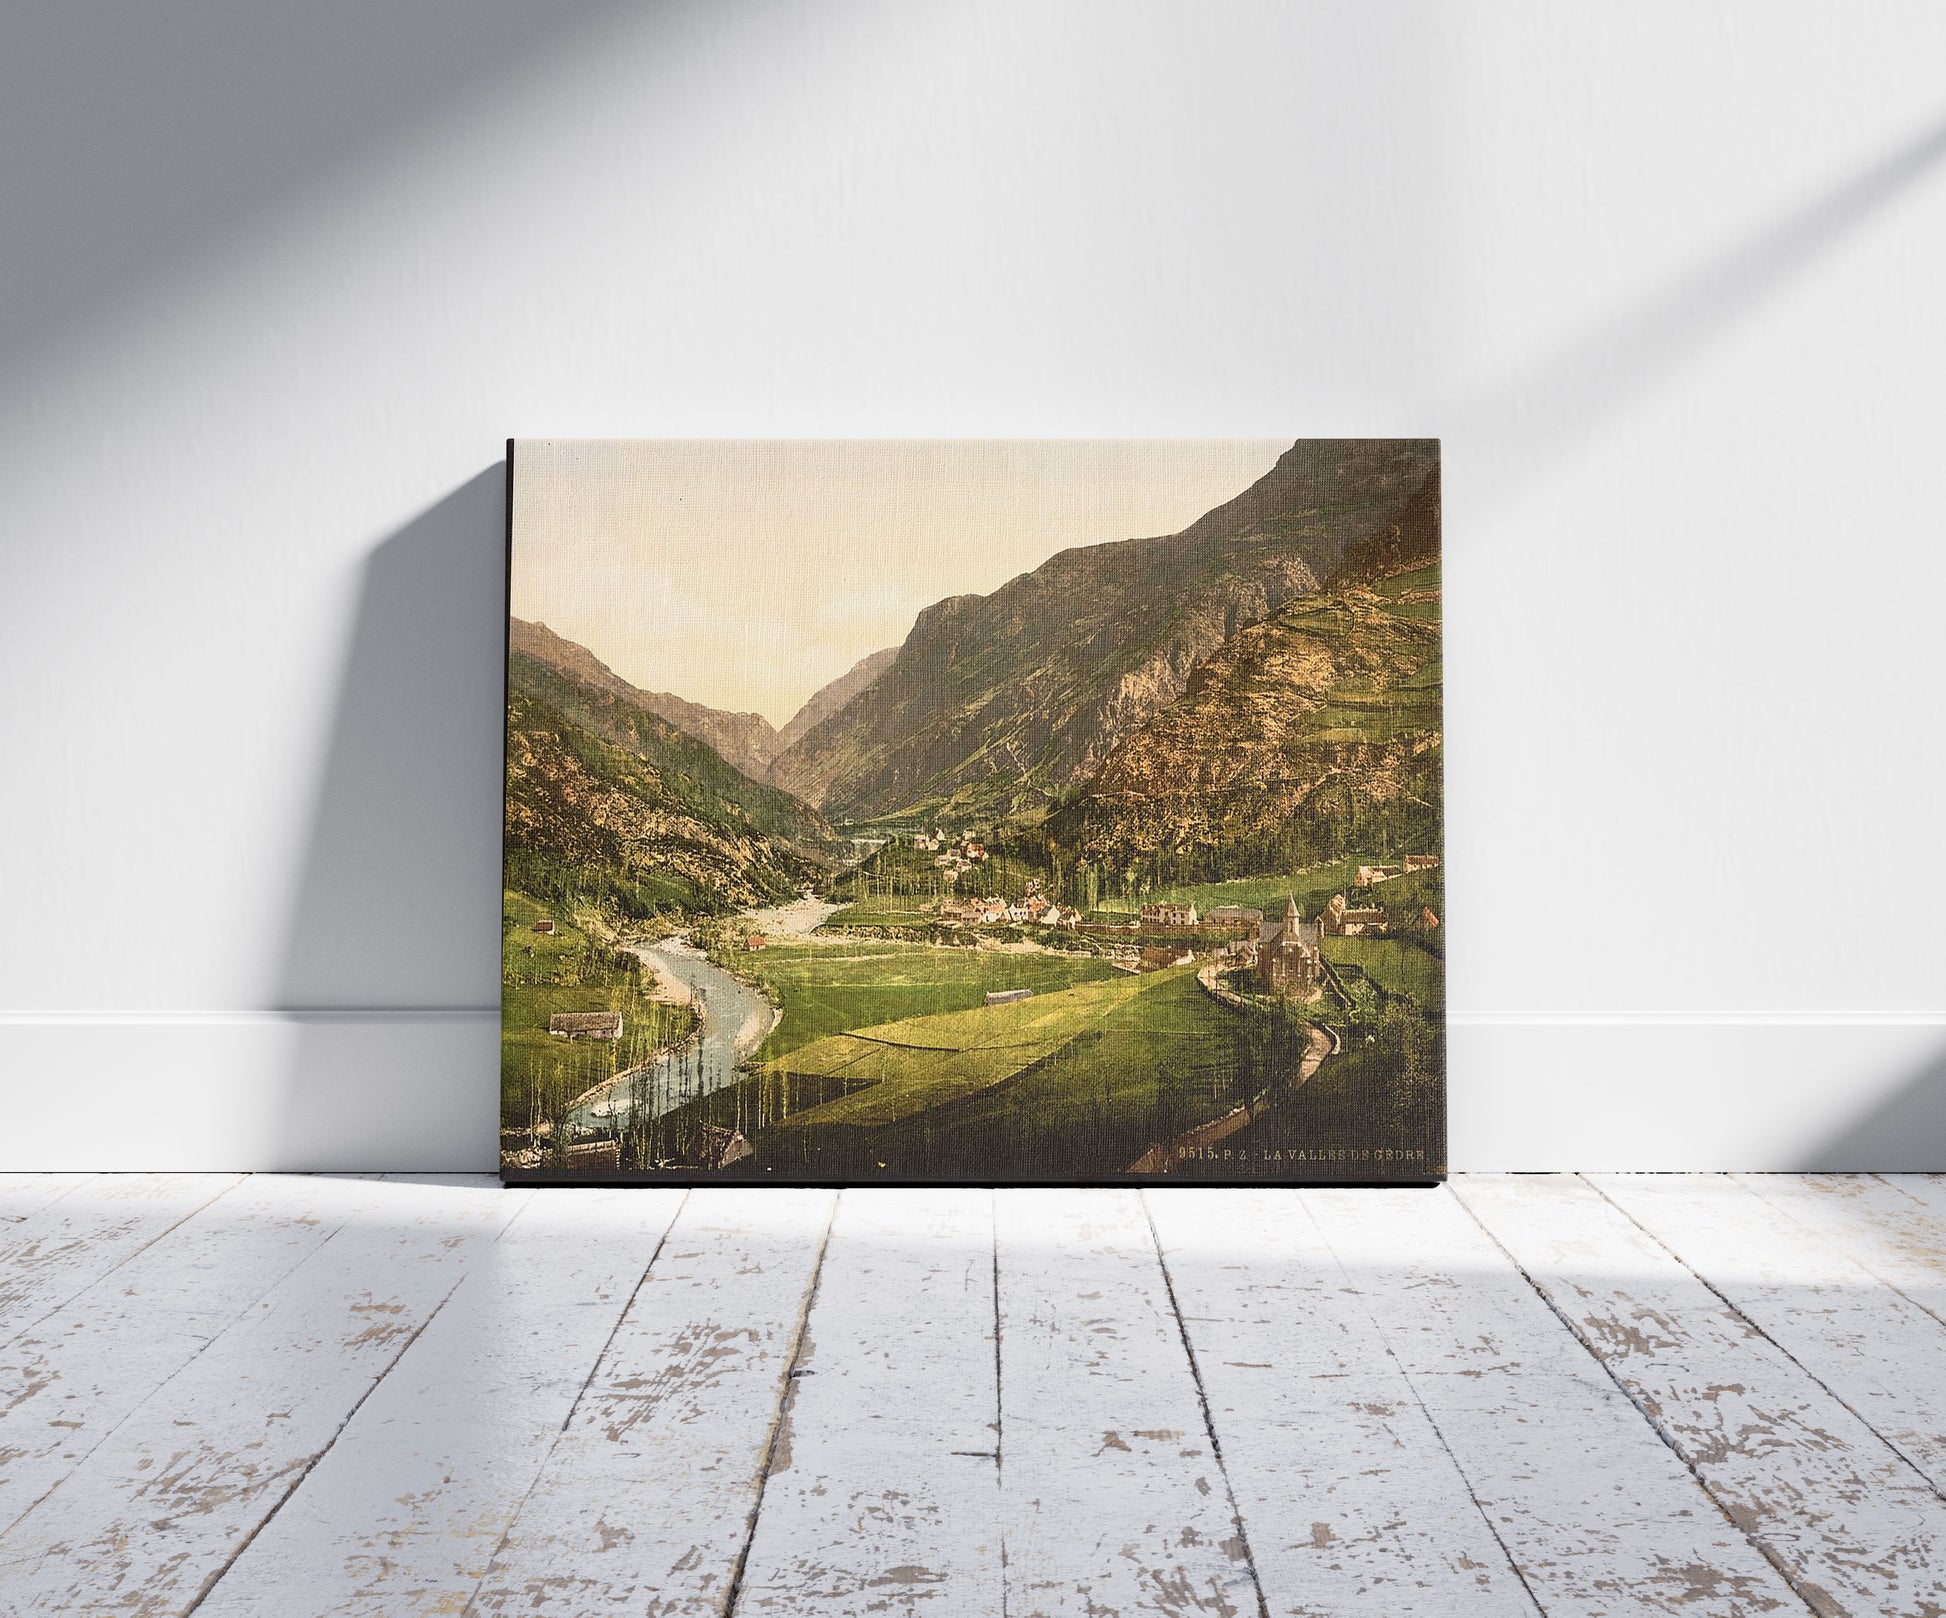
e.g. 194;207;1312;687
5;0;1943;1171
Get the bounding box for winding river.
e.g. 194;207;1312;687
566;899;838;1133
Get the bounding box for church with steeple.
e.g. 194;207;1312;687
1254;895;1324;999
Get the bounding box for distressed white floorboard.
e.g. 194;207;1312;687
193;1185;687;1618
1305;1186;1804;1615
732;1188;1003;1615
1734;1175;1946;1325
464;1186;837;1616
0;1175;526;1616
1147;1189;1538;1617
0;1174;391;1534
0;1173;244;1347
0;1173;95;1222
1878;1175;1946;1218
12;1175;1944;1617
1458;1174;1946;1617
1593;1173;1946;1499
996;1188;1259;1618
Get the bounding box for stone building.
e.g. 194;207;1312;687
548;1010;623;1040
1140;900;1200;930
1205;904;1264;933
1255;897;1323;998
1321;892;1388;937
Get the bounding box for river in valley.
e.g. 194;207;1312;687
565;900;838;1134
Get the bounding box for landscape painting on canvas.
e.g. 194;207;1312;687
501;440;1444;1184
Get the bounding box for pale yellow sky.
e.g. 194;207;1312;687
509;439;1286;727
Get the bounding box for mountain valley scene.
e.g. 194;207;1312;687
502;439;1444;1183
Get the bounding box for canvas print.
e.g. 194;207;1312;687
501;440;1444;1184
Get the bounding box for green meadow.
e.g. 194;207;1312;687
1319;934;1445;1014
500;891;695;1133
1089;860;1368;921
680;962;1252;1176
767;970;1160;1127
738;939;1122;1063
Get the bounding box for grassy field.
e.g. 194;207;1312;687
1369;562;1440;600
500;891;695;1132
679;964;1256;1176
765;970;1158;1127
740;939;1123;1064
1090;860;1368;920
1319;934;1444;1013
821;903;936;930
1092;861;1442;929
1306;682;1442;743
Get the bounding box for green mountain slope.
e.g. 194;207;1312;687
768;440;1438;821
1045;556;1443;880
504;650;832;921
510;616;783;781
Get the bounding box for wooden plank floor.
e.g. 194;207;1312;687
1;1177;1942;1616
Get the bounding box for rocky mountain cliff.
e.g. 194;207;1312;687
767;440;1439;820
1330;458;1441;586
1047;558;1443;877
775;646;900;754
510;617;782;781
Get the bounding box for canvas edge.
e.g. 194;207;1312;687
494;438;1448;1189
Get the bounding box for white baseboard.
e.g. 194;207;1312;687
1;1013;1940;1173
1449;1017;1946;1172
0;1012;499;1172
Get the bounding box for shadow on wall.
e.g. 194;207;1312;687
1796;1046;1946;1173
271;467;508;1171
0;1;640;377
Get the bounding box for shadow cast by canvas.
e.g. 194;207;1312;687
269;467;508;1169
0;1;647;379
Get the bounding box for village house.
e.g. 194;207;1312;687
530;919;555;934
1404;853;1440;872
1040;904;1079;929
744;935;765;951
1023;893;1050;920
978;900;1010;925
1357;863;1406;887
1139;944;1196;971
1419;906;1440;931
548;1010;623;1040
1322;892;1389;937
985;987;1033;1006
1204;904;1263;934
939;897;985;923
963;840;988;861
1255;897;1323;998
1140;900;1200;930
